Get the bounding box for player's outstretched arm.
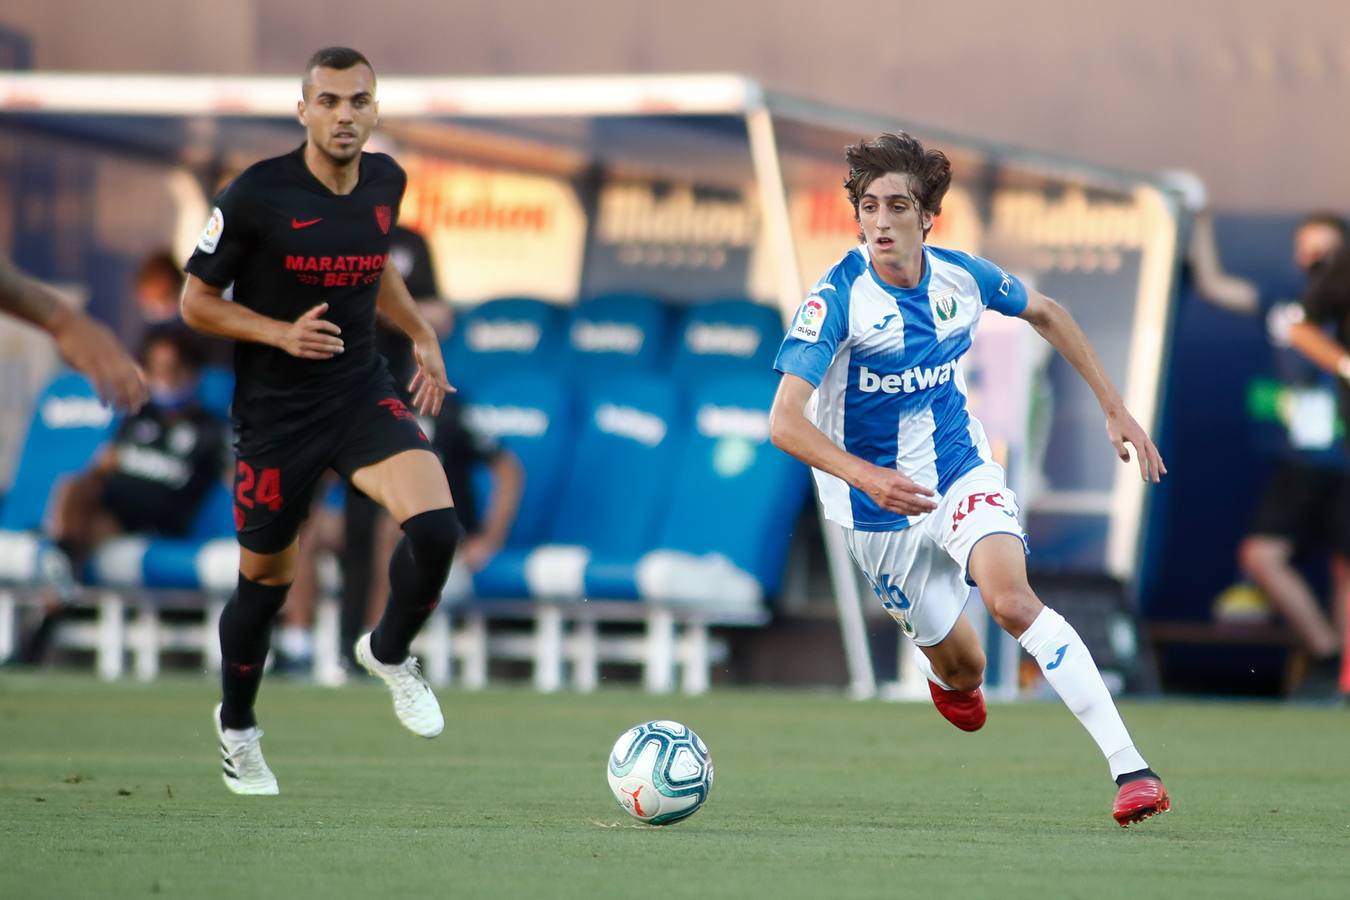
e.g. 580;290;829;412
769;373;937;516
1018;290;1166;483
375;266;454;416
0;255;147;412
180;274;344;359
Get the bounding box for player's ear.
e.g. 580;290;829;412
296;99;308;128
920;209;934;233
372;99;380;128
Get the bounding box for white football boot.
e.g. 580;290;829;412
354;633;444;738
213;703;279;796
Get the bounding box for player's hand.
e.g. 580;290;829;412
279;303;344;359
408;337;456;417
458;534;500;572
1106;407;1167;483
50;309;148;412
858;465;938;516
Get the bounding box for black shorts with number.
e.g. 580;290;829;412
1248;460;1350;557
232;372;429;554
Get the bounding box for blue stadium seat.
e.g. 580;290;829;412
634;374;810;607
460;376;575;550
441;297;567;392
0;372;115;534
564;293;670;388
197;366;234;420
473;375;682;600
0;372;116;584
670;299;783;386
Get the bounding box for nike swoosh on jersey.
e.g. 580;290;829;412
291;217;322;229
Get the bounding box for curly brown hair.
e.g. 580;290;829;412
844;132;951;240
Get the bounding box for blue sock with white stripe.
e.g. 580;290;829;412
1018;607;1147;780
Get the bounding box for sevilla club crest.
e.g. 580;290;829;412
374;205;392;235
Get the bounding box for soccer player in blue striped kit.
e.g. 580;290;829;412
770;133;1170;826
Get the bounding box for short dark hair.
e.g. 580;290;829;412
134;250;184;291
140;324;204;371
844;132;952;239
303;46;375;95
1296;211;1348;238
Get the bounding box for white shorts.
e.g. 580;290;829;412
843;462;1027;647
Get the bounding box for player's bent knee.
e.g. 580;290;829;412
401;506;464;564
1237;537;1283;577
238;545;298;586
988;588;1042;637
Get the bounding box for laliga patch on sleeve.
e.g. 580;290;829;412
197;207;224;254
790;296;827;343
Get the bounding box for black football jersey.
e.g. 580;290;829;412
185;144;406;450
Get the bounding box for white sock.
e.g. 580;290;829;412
1018;607;1148;780
279;626;312;660
911;646;955;691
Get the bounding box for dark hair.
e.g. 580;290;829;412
134;250;184;291
140;324;204;371
1296;211;1348;238
303;46;375;94
844;132;952;239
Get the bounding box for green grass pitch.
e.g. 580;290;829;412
1;674;1346;899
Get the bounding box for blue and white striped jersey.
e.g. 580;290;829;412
774;243;1029;531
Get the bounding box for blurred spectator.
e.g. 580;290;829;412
131;249;233;365
1162;170;1260;313
1239;213;1350;693
19;328;229;662
133;250;186;328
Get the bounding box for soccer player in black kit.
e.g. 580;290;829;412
182;47;461;795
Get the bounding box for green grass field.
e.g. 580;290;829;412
1;675;1347;899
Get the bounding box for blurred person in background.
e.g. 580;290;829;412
1237;215;1348;693
0;255;147;411
18;329;227;663
130;250;233;366
1277;214;1350;697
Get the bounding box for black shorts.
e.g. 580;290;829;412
1248;461;1350;556
231;378;430;554
101;476;192;537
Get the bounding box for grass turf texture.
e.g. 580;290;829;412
1;675;1346;899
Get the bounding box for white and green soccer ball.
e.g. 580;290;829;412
607;720;713;825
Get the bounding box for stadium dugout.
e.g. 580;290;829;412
0;73;1180;697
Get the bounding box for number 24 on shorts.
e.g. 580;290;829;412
236;461;283;511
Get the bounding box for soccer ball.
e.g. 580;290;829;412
607;720;713;825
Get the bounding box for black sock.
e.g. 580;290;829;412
1114;767;1160;787
370;507;462;664
218;575;290;729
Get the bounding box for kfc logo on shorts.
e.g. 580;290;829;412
374;205;392;235
950;490;1017;531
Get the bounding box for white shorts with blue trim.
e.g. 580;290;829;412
843;462;1026;647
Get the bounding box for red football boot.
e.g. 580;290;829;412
1112;772;1171;827
927;679;987;732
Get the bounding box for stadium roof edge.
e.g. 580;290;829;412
0;71;763;118
0;70;1171;193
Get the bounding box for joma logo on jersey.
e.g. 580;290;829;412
931;288;958;323
857;362;955;394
